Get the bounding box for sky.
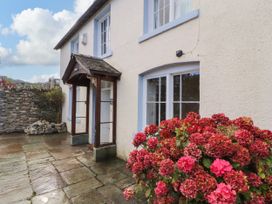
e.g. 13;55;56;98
0;0;94;82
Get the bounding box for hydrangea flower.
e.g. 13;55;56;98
207;183;236;204
177;156;196;173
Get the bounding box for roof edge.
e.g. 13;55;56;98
54;0;109;50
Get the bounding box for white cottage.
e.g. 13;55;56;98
55;0;272;160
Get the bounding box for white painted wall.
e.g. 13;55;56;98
59;0;272;160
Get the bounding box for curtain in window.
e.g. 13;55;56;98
174;0;192;19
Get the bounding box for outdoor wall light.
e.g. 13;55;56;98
176;50;184;57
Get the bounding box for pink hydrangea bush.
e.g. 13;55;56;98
124;113;272;203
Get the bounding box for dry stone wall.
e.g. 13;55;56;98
0;88;49;133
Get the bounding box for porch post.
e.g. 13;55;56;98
113;80;117;144
71;85;77;135
86;85;90;134
94;77;101;148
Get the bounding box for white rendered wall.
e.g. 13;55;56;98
59;0;272;160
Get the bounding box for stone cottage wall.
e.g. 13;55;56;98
0;88;48;133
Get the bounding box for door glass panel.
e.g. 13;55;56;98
100;123;113;144
182;103;199;118
75;86;88;134
101;102;113;123
99;80;114;144
182;72;199;101
76;118;86;133
101;80;113;101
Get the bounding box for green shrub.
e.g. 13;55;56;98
34;87;64;123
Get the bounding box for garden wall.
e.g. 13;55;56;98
0;85;62;134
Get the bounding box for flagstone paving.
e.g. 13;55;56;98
0;133;140;204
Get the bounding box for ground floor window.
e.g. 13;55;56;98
146;77;166;125
172;72;199;118
142;65;199;126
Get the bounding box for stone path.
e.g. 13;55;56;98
0;133;139;204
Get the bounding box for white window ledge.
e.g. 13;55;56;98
99;50;113;59
139;10;199;43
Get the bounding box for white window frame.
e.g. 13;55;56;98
97;12;111;58
142;65;199;127
139;0;198;43
146;76;167;125
152;0;192;30
172;71;200;118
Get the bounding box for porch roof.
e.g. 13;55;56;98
62;54;121;85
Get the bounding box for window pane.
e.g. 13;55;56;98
154;12;159;28
101;80;113;101
161;77;166;101
147;103;159;125
100;102;113;123
100;122;113;144
147;78;159;101
182;72;199;101
76;118;86;133
164;0;170;24
182;103;199;118
173;102;180;118
159;8;164;26
174;0;192;19
173;75;180;101
159;0;164;9
161;103;166;121
154;0;159;11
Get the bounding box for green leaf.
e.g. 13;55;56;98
232;162;240;169
176;139;181;148
145;189;151;198
259;172;266;179
203;158;212;169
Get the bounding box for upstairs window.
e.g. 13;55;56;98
154;0;171;29
94;5;112;58
153;0;192;29
98;14;111;56
140;0;197;42
71;37;79;54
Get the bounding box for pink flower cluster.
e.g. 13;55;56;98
125;113;272;203
147;137;158;150
155;181;168;197
207;183;236;204
183;143;202;159
223;170;249;193
159;159;174;176
179;179;198;199
177;156;196;173
210;159;233;177
132;132;146;147
123;188;134;201
234;129;254;146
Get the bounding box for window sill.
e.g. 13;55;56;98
99;50;113;59
139;10;199;43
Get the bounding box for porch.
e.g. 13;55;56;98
63;54;121;161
